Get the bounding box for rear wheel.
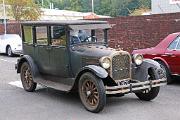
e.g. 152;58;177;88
79;72;106;113
20;62;37;92
135;70;160;101
7;46;13;57
157;61;173;84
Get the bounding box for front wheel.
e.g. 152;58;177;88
135;87;160;101
135;70;160;101
79;72;106;113
20;62;37;92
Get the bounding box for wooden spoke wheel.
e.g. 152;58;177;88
20;62;37;92
79;72;106;113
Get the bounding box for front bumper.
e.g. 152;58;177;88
106;78;167;94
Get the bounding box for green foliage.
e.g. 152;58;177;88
35;0;151;16
130;7;150;16
4;0;41;21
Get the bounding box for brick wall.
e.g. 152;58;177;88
1;13;180;52
102;12;180;52
0;23;21;35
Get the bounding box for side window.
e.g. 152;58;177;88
36;26;48;45
176;40;180;50
23;26;33;44
51;26;66;46
168;37;179;50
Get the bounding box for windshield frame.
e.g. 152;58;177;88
69;28;109;46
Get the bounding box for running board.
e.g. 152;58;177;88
36;79;72;92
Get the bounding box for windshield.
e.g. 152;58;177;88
70;29;107;45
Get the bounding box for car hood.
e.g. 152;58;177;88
71;44;117;58
132;47;155;54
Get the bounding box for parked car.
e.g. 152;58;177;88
0;34;22;56
133;32;180;83
15;20;166;113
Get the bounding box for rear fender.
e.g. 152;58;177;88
16;55;40;81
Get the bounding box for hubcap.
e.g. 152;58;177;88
8;47;11;56
82;80;99;106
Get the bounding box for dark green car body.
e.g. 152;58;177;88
16;20;166;95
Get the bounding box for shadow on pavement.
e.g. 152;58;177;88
0;53;20;58
170;76;180;86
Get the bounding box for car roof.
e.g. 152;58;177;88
21;20;108;26
0;34;20;37
171;32;180;35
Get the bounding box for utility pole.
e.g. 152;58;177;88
42;0;44;7
92;0;94;13
3;0;7;34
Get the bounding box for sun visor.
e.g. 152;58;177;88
69;24;111;30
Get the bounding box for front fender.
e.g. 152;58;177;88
132;59;165;82
78;65;108;79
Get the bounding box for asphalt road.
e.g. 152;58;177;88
0;54;180;120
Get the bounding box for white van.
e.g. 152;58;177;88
0;34;22;56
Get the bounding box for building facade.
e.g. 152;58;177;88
152;0;180;14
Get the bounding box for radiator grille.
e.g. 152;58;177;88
111;54;131;80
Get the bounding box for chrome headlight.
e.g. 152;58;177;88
100;56;111;69
133;54;143;65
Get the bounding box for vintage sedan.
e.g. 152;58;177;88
133;32;180;83
0;34;22;56
16;20;166;113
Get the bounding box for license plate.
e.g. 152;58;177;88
118;80;130;86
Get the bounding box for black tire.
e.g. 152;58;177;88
79;72;106;113
157;61;173;84
135;70;160;101
135;87;160;101
20;62;37;92
7;46;13;57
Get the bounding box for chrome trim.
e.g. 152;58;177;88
106;78;167;94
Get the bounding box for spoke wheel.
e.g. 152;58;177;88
82;80;99;107
20;62;36;92
79;72;106;113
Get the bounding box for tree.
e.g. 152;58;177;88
6;0;41;21
34;0;151;17
130;7;150;16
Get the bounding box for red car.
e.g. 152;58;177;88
133;32;180;83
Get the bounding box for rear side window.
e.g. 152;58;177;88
23;26;33;44
36;26;48;45
168;36;180;50
51;26;66;46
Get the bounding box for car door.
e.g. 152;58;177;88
49;26;70;78
164;36;180;74
34;26;51;74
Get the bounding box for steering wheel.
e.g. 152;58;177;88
84;36;97;42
